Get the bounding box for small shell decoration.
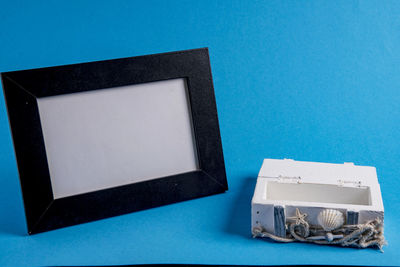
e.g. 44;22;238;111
317;209;344;231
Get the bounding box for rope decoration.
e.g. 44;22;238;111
252;208;386;252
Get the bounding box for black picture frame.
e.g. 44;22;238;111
1;48;228;234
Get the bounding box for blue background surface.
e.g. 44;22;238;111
0;1;399;266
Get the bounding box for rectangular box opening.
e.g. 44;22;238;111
266;182;371;205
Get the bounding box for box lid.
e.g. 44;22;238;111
258;159;379;186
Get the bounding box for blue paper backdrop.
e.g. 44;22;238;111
0;1;399;266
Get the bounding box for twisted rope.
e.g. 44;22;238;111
252;218;386;252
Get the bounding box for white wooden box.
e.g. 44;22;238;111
251;159;385;250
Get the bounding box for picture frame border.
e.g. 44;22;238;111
1;48;227;234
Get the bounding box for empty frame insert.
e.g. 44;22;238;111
38;78;199;199
1;48;227;234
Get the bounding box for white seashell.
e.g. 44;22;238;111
317;209;344;231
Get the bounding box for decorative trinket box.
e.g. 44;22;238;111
252;159;385;250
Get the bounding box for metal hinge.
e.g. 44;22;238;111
337;179;363;188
